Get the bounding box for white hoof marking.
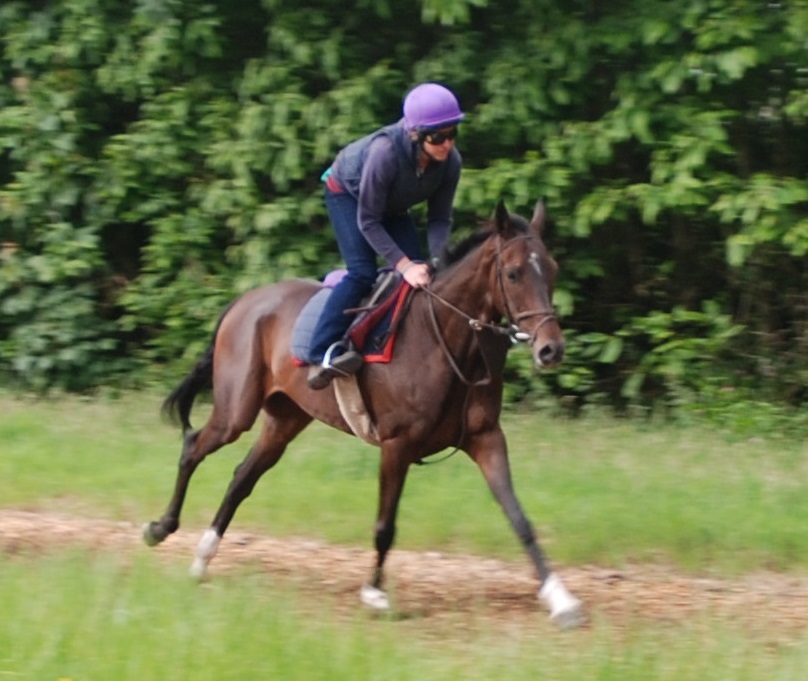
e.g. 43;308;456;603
360;584;390;610
190;528;221;581
539;573;586;629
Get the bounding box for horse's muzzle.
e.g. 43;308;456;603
535;339;565;368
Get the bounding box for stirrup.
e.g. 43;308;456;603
322;342;362;377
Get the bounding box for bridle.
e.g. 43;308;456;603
414;233;558;466
421;233;557;388
495;234;559;345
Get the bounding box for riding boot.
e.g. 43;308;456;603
307;343;364;390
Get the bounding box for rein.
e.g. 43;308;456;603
422;287;505;387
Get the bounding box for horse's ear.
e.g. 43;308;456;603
529;199;546;237
494;200;513;237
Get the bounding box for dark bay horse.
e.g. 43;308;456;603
143;199;584;628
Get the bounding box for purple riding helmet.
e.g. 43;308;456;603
403;83;465;131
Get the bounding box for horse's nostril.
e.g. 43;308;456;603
538;342;564;365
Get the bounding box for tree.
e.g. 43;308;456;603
1;0;807;413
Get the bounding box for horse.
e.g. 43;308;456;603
143;199;585;628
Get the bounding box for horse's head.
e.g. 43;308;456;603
491;200;564;368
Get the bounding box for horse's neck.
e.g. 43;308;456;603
377;249;507;394
414;250;501;352
433;249;499;322
415;249;509;381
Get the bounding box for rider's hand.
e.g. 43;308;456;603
400;261;432;288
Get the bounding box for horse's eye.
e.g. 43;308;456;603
506;268;520;283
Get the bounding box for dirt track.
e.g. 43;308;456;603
2;508;807;641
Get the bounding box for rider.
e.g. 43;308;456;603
306;82;465;390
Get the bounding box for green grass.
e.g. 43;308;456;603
1;549;807;681
3;393;808;680
1;393;807;573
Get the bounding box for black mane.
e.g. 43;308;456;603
440;212;530;268
442;228;492;266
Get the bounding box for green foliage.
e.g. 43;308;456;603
1;0;807;416
616;304;744;410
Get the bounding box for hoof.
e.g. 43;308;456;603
189;528;221;582
142;521;167;547
189;557;209;582
539;572;586;629
360;584;390;610
549;602;587;630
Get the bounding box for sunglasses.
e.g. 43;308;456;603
421;127;458;145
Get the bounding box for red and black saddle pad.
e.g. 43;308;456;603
347;278;412;363
290;271;413;365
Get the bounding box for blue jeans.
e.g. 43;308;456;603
307;189;422;362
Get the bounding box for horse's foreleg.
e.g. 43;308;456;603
190;407;312;580
361;446;410;611
468;428;585;629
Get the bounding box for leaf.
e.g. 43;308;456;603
598;336;624;364
727;234;749;267
715;46;759;81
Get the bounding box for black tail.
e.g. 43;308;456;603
162;302;234;433
161;344;214;433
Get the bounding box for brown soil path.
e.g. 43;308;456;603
3;509;807;641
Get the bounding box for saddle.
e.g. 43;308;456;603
290;270;414;366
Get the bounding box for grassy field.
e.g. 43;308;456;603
2;392;807;572
1;548;807;681
2;393;808;680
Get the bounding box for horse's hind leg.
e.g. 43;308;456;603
144;405;256;547
190;398;313;580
